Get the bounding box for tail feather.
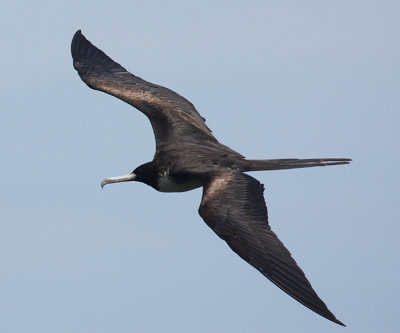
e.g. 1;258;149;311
245;158;351;171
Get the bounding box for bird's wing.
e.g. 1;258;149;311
198;171;344;326
71;30;216;153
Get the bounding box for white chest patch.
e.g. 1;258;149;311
157;174;202;193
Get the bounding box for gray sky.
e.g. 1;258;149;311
1;1;399;332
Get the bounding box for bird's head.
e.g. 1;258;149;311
101;162;158;189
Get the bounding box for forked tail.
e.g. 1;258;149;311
244;158;351;171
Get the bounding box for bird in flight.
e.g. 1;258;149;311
71;30;349;326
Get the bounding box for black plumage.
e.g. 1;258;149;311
71;30;349;326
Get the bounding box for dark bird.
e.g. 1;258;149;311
71;30;349;326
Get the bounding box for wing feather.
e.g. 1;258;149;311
71;30;215;152
199;171;344;326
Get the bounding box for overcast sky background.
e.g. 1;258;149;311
1;1;399;332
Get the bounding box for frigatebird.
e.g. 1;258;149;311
71;30;349;326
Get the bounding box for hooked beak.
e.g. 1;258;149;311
101;173;137;188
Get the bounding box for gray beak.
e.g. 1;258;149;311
101;173;137;188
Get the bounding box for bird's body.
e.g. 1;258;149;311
72;30;349;326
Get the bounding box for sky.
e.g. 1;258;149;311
1;1;399;332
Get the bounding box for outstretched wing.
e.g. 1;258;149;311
71;30;216;153
199;171;344;326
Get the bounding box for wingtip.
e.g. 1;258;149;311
72;29;83;44
323;310;345;326
71;29;128;79
71;29;98;71
313;305;345;326
71;29;83;59
333;318;346;327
